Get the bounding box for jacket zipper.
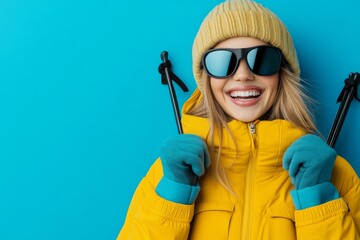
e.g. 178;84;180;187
241;122;257;240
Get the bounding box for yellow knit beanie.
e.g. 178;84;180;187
192;0;299;92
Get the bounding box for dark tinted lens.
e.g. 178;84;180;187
204;50;237;78
247;47;281;75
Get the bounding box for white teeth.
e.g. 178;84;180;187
230;90;261;98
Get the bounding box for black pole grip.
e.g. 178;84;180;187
160;51;184;134
327;72;360;147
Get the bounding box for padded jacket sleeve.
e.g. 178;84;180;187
294;156;360;239
117;158;193;240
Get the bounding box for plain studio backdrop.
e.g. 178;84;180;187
0;0;359;239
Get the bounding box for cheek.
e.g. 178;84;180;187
266;75;280;99
209;78;225;98
209;78;218;91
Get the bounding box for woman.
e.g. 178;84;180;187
118;0;360;239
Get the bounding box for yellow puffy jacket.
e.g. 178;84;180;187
118;89;360;240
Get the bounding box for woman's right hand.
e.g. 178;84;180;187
155;134;210;204
160;134;210;185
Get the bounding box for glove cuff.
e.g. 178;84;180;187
290;182;340;210
155;177;200;205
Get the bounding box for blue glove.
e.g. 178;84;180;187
283;134;340;209
155;134;210;204
283;134;336;189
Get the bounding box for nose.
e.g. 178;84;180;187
232;59;254;81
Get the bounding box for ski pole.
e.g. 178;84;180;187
158;51;189;134
327;72;360;147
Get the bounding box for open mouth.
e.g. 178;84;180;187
229;90;262;100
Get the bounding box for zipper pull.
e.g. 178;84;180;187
248;123;256;134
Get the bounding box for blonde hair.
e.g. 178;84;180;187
188;67;317;194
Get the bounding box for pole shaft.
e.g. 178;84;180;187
164;66;183;134
327;89;354;147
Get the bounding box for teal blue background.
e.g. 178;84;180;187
0;0;359;239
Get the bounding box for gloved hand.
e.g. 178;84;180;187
283;134;337;190
155;134;210;204
160;134;210;185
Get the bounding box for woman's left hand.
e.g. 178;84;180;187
283;134;337;190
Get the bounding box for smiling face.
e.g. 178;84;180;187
209;37;280;123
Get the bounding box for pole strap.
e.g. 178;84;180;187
337;72;360;103
158;60;189;93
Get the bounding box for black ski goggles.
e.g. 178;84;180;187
201;46;284;78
